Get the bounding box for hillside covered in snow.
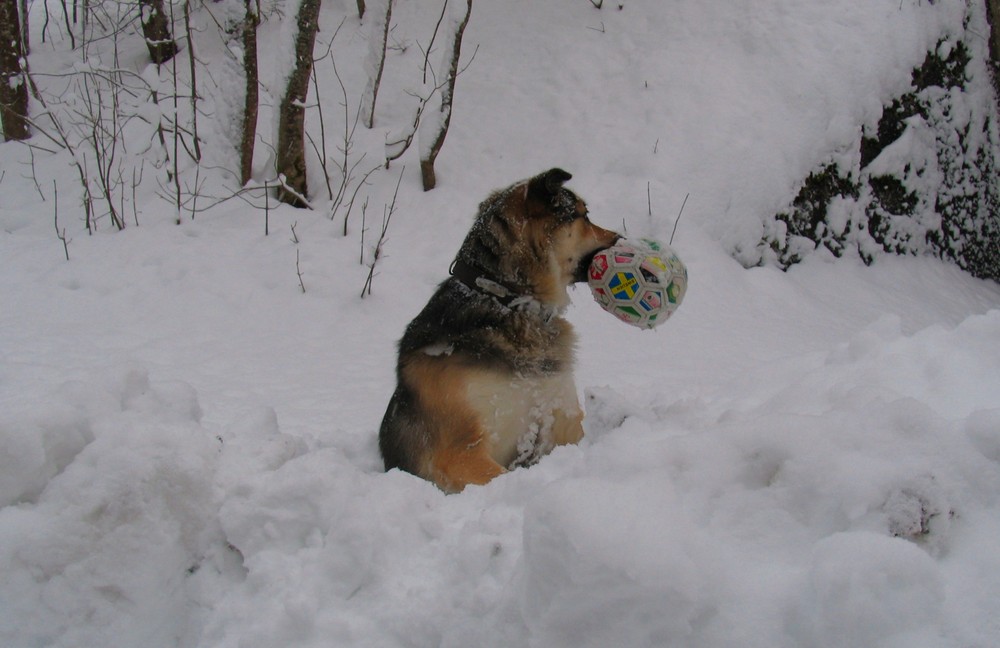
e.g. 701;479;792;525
2;1;1000;646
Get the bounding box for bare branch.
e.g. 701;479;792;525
361;167;404;297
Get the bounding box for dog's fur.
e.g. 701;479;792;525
379;168;620;492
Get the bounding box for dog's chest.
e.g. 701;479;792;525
465;370;580;469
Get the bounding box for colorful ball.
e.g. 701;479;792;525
587;237;688;329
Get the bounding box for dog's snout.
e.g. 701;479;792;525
588;221;622;250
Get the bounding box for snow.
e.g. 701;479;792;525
2;0;999;646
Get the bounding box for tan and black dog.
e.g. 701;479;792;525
379;168;620;492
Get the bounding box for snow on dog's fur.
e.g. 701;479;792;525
379;169;620;492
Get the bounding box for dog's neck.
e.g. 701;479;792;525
449;258;526;306
449;258;561;321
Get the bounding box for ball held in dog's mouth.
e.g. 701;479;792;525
587;237;688;329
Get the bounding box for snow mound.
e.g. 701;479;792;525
0;370;218;648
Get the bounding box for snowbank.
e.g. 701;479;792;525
1;0;999;646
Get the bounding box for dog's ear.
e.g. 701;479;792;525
528;168;572;202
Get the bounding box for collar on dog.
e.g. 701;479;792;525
449;259;522;306
449;259;561;322
449;260;560;323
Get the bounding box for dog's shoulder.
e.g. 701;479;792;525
397;278;577;376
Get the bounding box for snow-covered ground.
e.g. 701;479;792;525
2;1;999;646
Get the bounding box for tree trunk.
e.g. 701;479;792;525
240;0;260;185
419;0;473;191
988;0;1000;90
0;0;30;141
276;0;322;207
360;0;392;129
139;0;179;65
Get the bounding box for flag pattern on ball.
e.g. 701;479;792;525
608;272;639;300
587;237;687;329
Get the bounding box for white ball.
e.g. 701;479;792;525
587;238;688;329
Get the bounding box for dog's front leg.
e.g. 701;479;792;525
545;376;585;448
549;406;585;447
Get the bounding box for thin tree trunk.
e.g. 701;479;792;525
240;0;260;185
988;0;1000;91
360;0;392;129
0;0;30;141
276;0;322;207
183;0;201;162
419;0;472;192
139;0;179;65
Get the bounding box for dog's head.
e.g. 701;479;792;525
454;168;621;309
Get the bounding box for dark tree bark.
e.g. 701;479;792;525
420;0;473;192
276;0;322;207
240;0;260;185
139;0;179;65
0;0;30;141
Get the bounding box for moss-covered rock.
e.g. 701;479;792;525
773;164;859;265
761;36;1000;282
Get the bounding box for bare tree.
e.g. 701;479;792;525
360;0;392;128
419;0;473;191
240;0;260;185
0;0;30;140
140;0;179;65
276;0;322;207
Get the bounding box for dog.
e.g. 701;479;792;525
379;168;621;492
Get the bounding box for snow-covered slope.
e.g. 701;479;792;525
1;1;999;646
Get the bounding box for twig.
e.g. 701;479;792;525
361;167;403;297
23;144;46;201
296;249;306;293
171;14;182;221
670;192;689;246
423;0;449;84
308;18;345;203
326;24;370;220
184;0;202;162
290;221;300;244
132;161;144;226
342;164;380;235
308;68;334;200
53;180;71;260
187;164;203;221
359;196;368;264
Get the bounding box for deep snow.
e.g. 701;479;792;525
2;1;999;647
